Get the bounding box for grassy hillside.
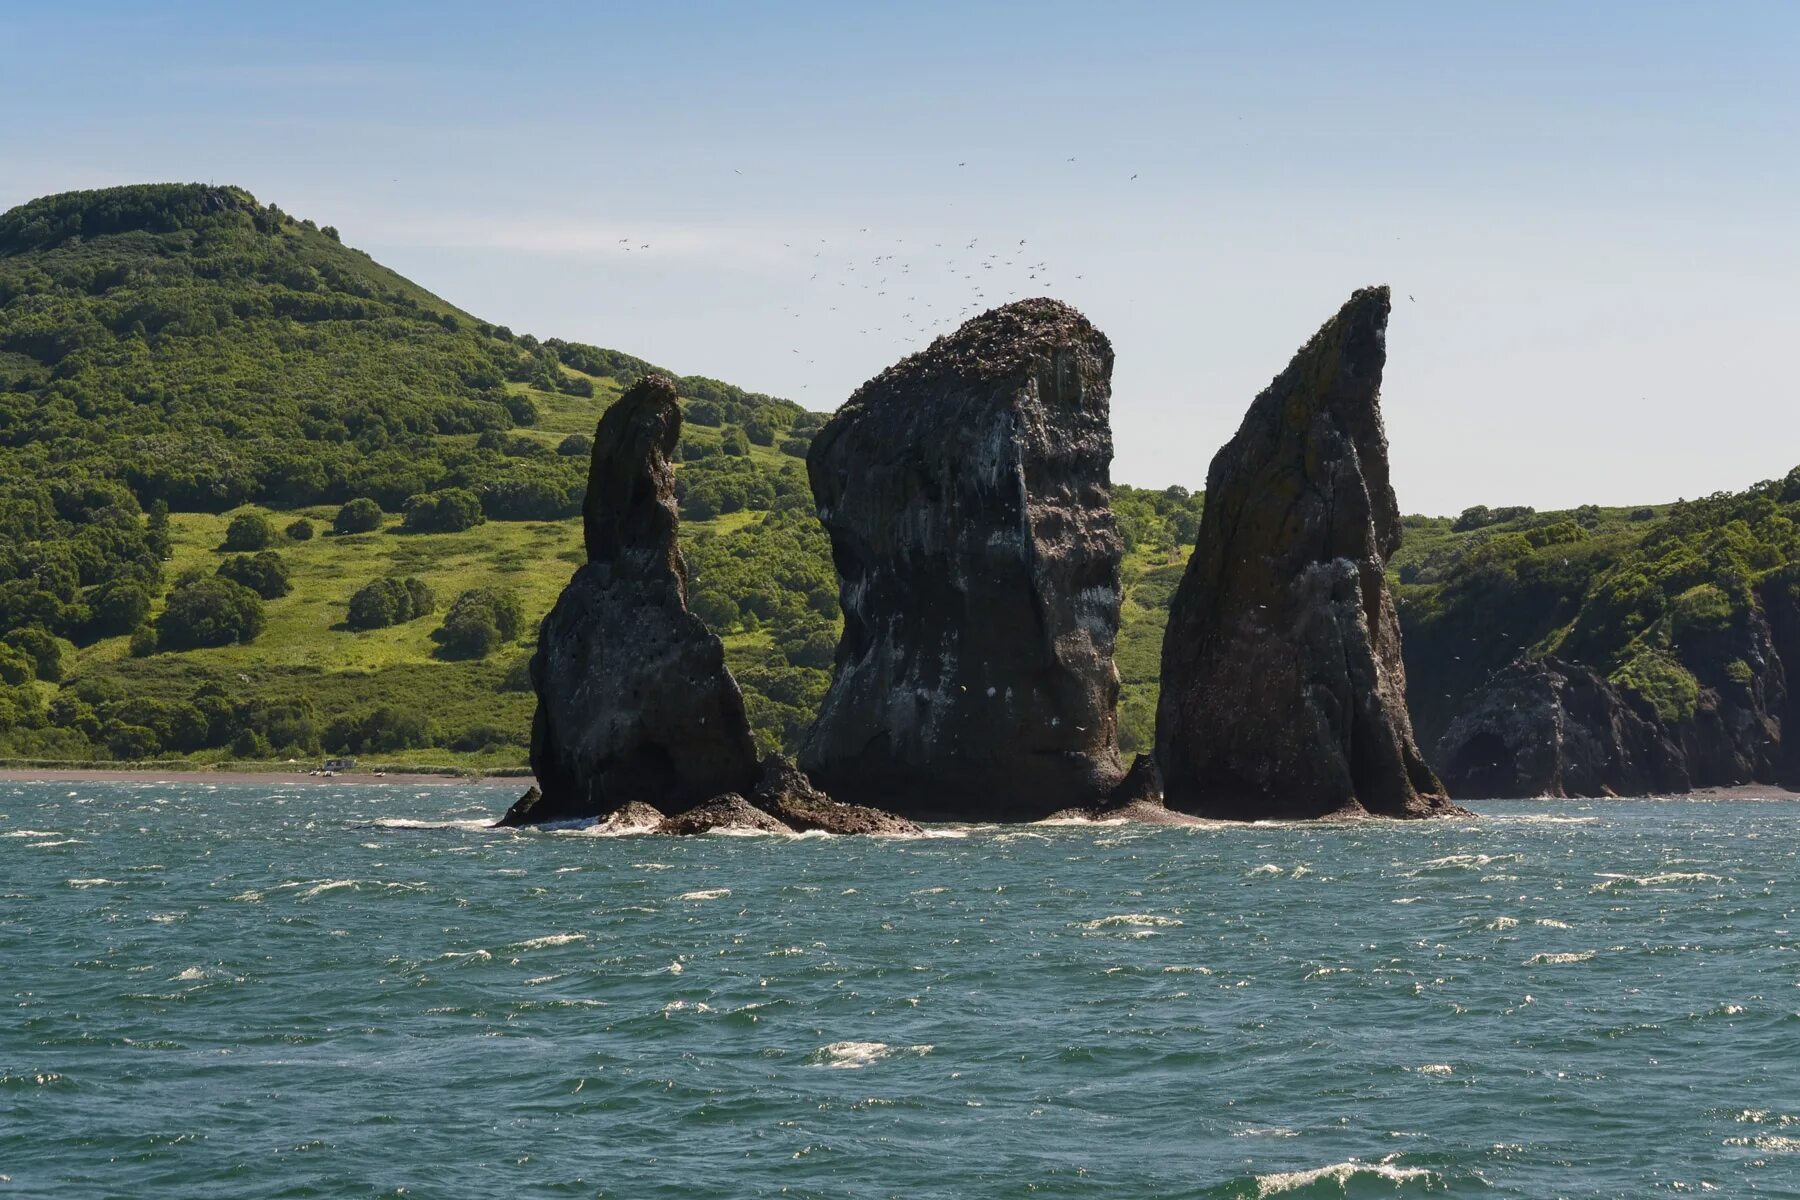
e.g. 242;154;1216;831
3;182;1791;776
0;182;1202;769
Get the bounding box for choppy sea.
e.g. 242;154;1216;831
3;781;1797;1198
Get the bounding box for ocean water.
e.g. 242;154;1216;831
3;782;1797;1199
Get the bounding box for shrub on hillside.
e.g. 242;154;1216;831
86;578;154;639
346;577;435;630
217;551;292;600
155;576;265;649
2;626;64;681
433;587;524;659
223;512;275;551
401;488;485;533
325;705;433;754
0;644;32;686
557;433;593;458
285;518;315;541
333;498;384;535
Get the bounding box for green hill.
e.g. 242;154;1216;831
0;182;1199;769
1;182;1791;779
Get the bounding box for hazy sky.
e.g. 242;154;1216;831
3;2;1795;513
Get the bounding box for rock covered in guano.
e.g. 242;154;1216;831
521;375;759;824
1154;286;1462;819
801;299;1126;819
1435;657;1688;798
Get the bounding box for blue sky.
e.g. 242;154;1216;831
3;1;1796;512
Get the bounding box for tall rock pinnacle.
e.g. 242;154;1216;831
1154;286;1461;819
518;375;758;824
801;298;1126;819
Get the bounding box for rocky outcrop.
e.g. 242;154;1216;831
494;786;547;828
526;375;759;824
1155;286;1461;820
801;298;1126;820
655;794;794;835
750;756;922;835
1435;657;1688;798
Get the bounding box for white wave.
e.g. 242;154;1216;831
1414;1063;1454;1075
173;967;207;981
2;829;59;838
148;913;186;924
1723;1135;1800;1151
27;839;80;848
632;862;675;870
1592;871;1722;891
661;1000;715;1015
1248;864;1284;876
1535;918;1571;929
1527;951;1596;965
368;817;495;831
1488;814;1599;825
676;888;730;901
298;878;423;901
810;1041;933;1069
911;886;948;895
1073;914;1183;929
1485;916;1519;930
1392;897;1420;905
1032;816;1127;827
65;878;122;888
1416;853;1520;871
508;933;587;950
1252;1158;1437;1196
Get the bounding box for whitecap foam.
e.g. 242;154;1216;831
1527;951;1596;965
676;888;730;902
367;817;495;832
1415;1063;1453;1076
1073;914;1183;929
1251;1158;1437;1196
810;1041;933;1069
1723;1135;1800;1151
508;933;587;950
1592;871;1722;891
65;878;122;888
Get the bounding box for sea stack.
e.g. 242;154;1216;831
1435;657;1688;798
1154;286;1460;819
801;298;1126;819
515;374;758;825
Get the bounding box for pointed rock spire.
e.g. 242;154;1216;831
1154;287;1462;819
517;375;758;824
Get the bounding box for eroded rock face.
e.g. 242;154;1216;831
751;755;922;835
655;794;794;836
801;299;1125;820
527;375;759;823
1436;657;1688;798
1155;287;1460;820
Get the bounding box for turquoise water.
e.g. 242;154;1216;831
3;782;1798;1198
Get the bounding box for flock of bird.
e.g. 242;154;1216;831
607;158;1151;394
